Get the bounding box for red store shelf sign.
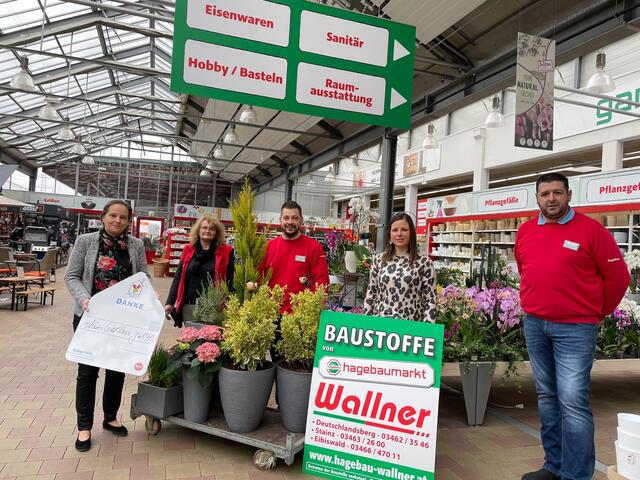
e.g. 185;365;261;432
586;172;640;203
477;189;529;213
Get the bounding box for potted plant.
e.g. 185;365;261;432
166;325;224;423
136;345;183;419
624;250;640;302
597;297;640;358
275;286;327;432
188;281;228;328
219;284;283;433
345;196;378;273
436;282;527;425
228;179;271;303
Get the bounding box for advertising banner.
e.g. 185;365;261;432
65;273;165;376
171;0;415;128
403;152;419;177
2;191;134;212
303;311;444;480
174;203;218;218
515;33;555;151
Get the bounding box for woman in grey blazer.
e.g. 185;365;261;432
64;200;150;452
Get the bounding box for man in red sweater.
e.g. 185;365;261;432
263;200;329;314
515;173;629;480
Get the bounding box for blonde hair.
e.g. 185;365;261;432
190;214;225;246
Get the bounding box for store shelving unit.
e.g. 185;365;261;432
426;208;640;275
165;232;190;276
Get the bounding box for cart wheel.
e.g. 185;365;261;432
253;449;277;470
145;416;161;435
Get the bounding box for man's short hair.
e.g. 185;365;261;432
536;172;569;192
281;200;303;216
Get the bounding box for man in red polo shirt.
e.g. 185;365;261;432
263;200;329;314
515;173;629;480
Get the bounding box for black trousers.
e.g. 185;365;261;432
73;314;125;431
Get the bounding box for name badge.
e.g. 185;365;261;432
295;255;306;262
563;240;580;251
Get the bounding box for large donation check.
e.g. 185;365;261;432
65;272;165;376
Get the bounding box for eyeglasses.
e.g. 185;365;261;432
199;226;216;231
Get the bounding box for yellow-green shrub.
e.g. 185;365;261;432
276;286;327;370
222;285;283;371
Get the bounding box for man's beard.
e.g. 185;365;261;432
282;225;300;239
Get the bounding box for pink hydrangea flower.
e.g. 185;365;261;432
197;325;223;342
179;327;199;343
196;342;221;363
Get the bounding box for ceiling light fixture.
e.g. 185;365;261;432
223;124;239;144
213;145;226;159
239;105;258;123
70;143;86;155
584;50;615;94
57;117;75;140
422;123;438;149
485;94;504;128
38;99;59;121
10;56;36;92
200;168;212;177
81;155;94;165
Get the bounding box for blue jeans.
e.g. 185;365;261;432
524;315;598;480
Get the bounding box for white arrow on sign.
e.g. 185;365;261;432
393;40;410;61
390;88;407;109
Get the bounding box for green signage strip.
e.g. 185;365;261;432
171;0;416;129
302;311;444;480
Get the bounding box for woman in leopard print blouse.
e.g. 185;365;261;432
363;212;436;322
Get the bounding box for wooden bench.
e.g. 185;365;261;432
15;286;56;311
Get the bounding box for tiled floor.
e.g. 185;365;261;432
0;268;638;479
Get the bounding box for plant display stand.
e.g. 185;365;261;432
130;394;305;469
458;362;494;426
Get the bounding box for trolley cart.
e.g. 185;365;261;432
130;394;305;469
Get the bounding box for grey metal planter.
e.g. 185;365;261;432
219;363;275;433
626;293;640;303
184;321;205;330
459;361;494;426
182;369;214;423
136;382;183;419
276;362;312;433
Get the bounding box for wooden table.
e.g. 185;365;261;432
0;274;46;311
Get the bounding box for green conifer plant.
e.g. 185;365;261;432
228;179;271;303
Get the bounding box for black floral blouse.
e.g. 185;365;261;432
363;253;436;322
92;229;132;294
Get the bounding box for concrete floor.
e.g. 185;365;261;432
0;268;637;480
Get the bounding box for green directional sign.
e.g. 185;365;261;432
171;0;415;129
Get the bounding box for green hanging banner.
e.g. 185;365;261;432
302;311;444;480
171;0;415;129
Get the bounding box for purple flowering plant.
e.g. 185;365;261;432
597;297;640;357
324;229;349;276
436;284;527;371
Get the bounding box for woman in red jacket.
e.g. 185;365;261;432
164;214;234;326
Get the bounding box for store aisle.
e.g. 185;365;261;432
0;269;633;479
